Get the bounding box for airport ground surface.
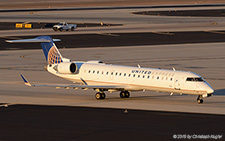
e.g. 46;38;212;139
3;31;225;50
0;104;224;141
1;1;225;140
0;0;224;9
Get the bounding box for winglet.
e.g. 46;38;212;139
20;74;32;86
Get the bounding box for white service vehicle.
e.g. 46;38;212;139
53;22;77;31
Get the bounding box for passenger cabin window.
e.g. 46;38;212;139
186;77;204;82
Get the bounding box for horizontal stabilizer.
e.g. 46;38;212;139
6;38;61;43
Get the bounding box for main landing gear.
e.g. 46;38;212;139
197;95;203;104
95;91;130;100
120;91;130;98
95;92;106;100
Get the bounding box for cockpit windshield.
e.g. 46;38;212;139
186;77;204;82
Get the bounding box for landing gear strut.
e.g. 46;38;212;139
197;95;203;104
120;91;130;98
95;92;106;100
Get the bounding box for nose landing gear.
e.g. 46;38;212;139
197;95;203;104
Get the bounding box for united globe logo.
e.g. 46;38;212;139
48;46;62;65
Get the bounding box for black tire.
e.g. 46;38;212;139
71;27;74;31
101;93;106;99
125;91;130;98
197;99;203;104
95;92;102;100
59;28;63;32
120;91;126;98
53;27;57;31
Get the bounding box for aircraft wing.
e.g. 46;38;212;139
20;74;125;91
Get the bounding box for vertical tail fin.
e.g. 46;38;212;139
6;36;63;65
37;36;63;65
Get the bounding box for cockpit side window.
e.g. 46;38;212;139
186;77;204;82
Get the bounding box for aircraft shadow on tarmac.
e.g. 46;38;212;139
214;89;225;96
105;94;182;101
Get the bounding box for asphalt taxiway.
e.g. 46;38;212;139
3;31;225;50
0;104;224;141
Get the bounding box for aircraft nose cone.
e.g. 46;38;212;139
207;87;214;94
204;81;214;94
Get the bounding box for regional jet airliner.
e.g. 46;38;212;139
6;36;214;104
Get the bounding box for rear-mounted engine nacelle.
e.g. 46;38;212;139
53;62;77;74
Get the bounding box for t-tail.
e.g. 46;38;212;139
6;36;65;65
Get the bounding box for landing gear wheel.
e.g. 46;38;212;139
125;91;130;98
95;92;106;100
197;95;204;104
120;91;130;98
120;91;126;98
95;92;101;100
101;93;106;99
197;99;203;104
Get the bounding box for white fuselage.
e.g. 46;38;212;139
47;62;214;95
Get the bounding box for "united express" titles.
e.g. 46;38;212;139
131;70;151;74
